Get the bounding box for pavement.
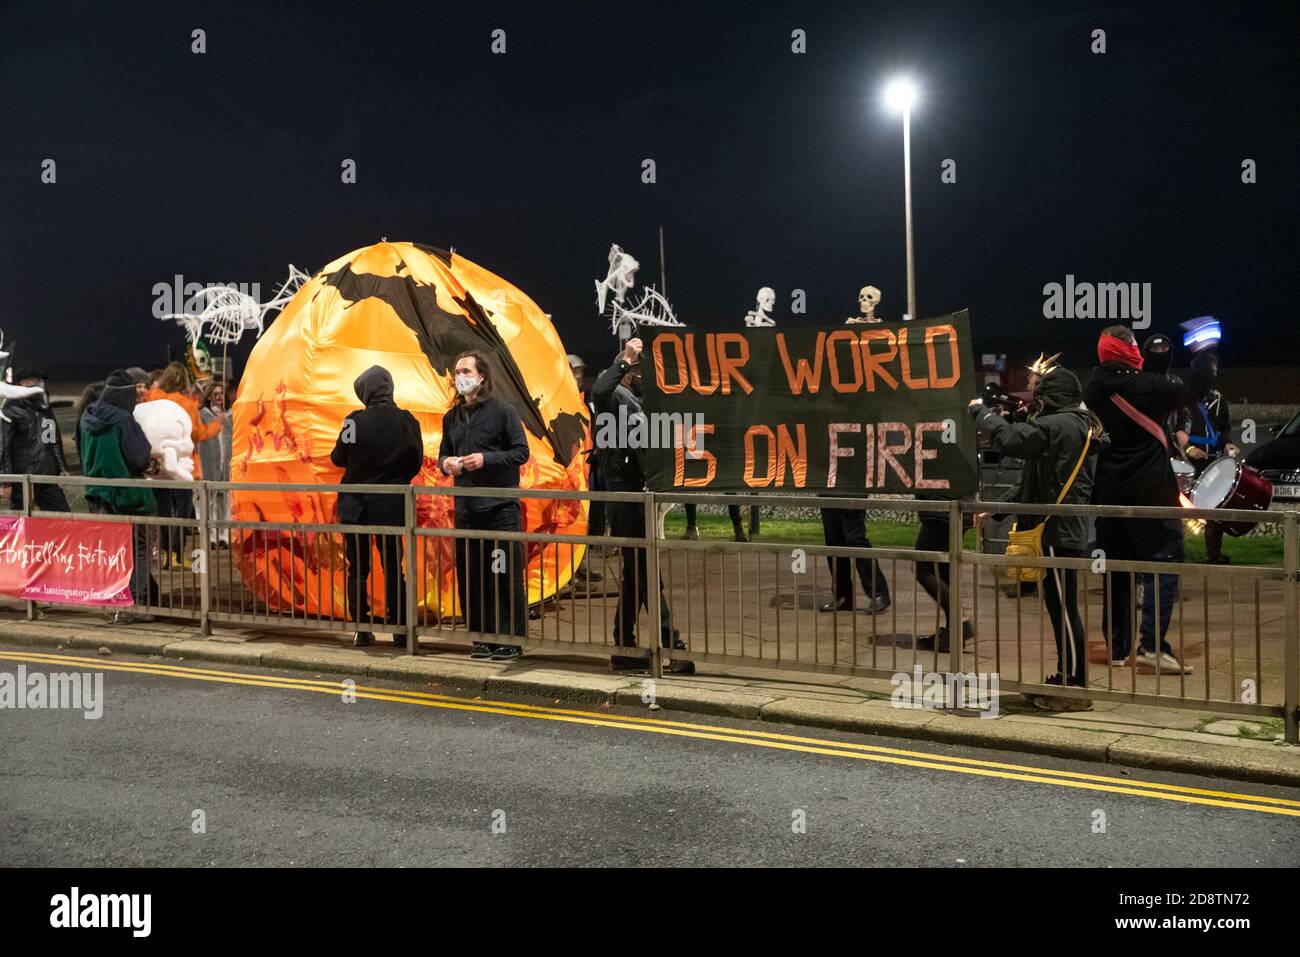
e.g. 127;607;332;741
2;645;1297;866
3;608;1298;788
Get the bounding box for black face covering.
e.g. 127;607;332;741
1142;334;1173;375
629;374;644;397
1191;351;1219;389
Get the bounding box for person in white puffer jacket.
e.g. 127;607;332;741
133;397;195;480
133;396;195;568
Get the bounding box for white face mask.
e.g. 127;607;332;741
454;373;481;396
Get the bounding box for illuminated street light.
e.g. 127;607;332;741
883;76;919;320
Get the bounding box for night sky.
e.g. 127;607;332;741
2;0;1295;383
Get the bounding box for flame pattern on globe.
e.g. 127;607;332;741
230;241;590;620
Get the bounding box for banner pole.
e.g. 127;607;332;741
22;475;35;621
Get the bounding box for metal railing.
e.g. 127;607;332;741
2;473;1296;743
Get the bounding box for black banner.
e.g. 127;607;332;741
641;311;979;496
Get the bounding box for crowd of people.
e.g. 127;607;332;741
2;362;233;624
2;323;1233;693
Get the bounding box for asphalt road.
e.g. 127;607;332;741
1;649;1297;867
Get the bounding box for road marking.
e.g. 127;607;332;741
4;649;1298;816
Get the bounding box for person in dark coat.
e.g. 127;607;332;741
330;366;424;648
1;369;70;512
79;369;158;621
973;365;1101;709
1085;325;1211;675
591;337;693;674
437;350;531;661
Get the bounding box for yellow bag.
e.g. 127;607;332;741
1004;432;1091;583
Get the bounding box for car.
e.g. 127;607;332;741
1244;412;1300;505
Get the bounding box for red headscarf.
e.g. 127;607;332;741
1097;334;1143;370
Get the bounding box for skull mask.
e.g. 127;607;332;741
858;286;881;316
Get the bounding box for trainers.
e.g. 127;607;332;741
1136;650;1193;675
469;642;494;660
352;631;374;647
489;644;522;662
1031;694;1094;713
666;637;695;675
916;621;971;652
610;653;649;672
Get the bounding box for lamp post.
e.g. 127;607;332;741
883;77;919;321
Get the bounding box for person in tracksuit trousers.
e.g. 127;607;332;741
438;350;531;662
591;337;694;674
971;365;1100;711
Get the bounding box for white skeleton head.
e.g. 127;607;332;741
758;287;775;312
858;285;881;315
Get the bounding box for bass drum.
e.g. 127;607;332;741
1190;456;1274;536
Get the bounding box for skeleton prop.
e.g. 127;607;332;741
845;285;882;324
744;287;776;327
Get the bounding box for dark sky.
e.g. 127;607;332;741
2;0;1296;383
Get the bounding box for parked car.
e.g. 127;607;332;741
1245;412;1300;505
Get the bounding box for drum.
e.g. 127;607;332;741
1170;458;1196;495
1190;457;1274;536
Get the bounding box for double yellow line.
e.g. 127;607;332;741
4;649;1298;817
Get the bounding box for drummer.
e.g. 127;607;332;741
1085;326;1214;676
1176;352;1237;564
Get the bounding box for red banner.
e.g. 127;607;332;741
0;516;134;606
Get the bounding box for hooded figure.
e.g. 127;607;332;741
972;367;1099;553
329;365;424;646
971;365;1101;699
79;370;156;516
1141;333;1174;377
330;365;423;510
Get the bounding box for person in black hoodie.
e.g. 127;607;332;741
79;369;158;621
331;366;424;648
1;369;70;512
591;337;694;674
1085;325;1211;675
973;364;1100;710
438;351;531;661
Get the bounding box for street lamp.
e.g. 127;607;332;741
883;77;919;321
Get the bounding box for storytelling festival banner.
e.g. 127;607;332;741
642;310;979;496
0;516;134;606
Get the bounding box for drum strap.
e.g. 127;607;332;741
1110;394;1168;451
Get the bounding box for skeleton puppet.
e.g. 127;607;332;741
845;285;882;324
744;287;776;327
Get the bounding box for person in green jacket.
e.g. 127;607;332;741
79;369;158;621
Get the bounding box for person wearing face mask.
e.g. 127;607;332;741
591;337;694;674
1085;326;1212;675
438;350;531;661
331;366;425;648
2;369;70;512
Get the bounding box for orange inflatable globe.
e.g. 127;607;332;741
229;241;590;621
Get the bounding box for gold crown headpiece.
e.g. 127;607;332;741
1027;352;1062;377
